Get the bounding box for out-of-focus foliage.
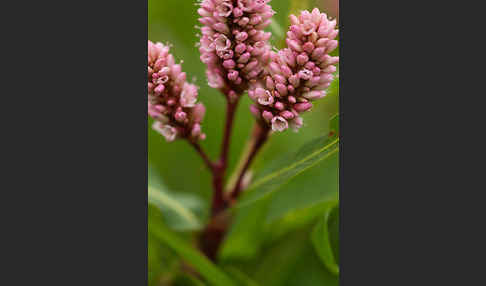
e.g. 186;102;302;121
239;132;339;207
311;202;340;275
149;0;339;285
149;219;238;286
149;185;204;231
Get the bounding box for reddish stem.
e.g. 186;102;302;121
190;98;270;261
220;99;238;171
190;141;215;171
198;211;230;260
210;163;226;215
230;123;270;201
211;98;239;216
194;84;245;261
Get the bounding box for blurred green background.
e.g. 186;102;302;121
149;0;339;285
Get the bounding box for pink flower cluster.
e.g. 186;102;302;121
148;41;206;142
248;8;339;132
197;0;274;93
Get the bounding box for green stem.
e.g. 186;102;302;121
225;133;255;193
229;123;270;201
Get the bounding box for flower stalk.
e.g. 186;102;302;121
210;97;240;216
229;122;270;202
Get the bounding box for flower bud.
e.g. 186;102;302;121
148;41;207;142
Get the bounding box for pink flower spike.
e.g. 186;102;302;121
207;71;224;89
246;8;339;133
287;39;303;52
290;116;303;132
280;110;295;120
255;87;266;97
217;2;233;17
287;85;295;93
192;103;206;123
274;101;285;111
238;17;250;27
235;43;246;54
301;21;316;35
191;123;202;138
228;70;239;81
215;35;231;52
289;14;299;25
180;84;198;107
299;69;313;80
250;104;261;118
276;83;288;96
312;47;326;59
257;90;274;105
223;59;236;69
198;0;273;92
288;96;297;104
262;110;274;122
236;31;249;42
238;52;251;63
266;76;275;89
153;122;177;142
288;74;300;87
213;23;230;34
154;84;165;95
233;7;244;17
271;116;288;132
297;54;309;66
302;90;326;100
148;41;207;142
304;61;316;70
294;102;313;112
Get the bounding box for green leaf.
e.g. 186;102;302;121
252;231;310;286
328;76;339;100
329;206;340;265
148;204;180;286
282;239;339;286
219;196;272;261
311;202;340;276
238;134;339;207
224;267;261;286
221;151;339;262
148;185;203;231
261;114;340;231
263;148;339;227
238;225;338;286
222;132;339;261
266;200;337;243
149;221;238;286
327;74;340;98
329;113;339;137
174;273;208;286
